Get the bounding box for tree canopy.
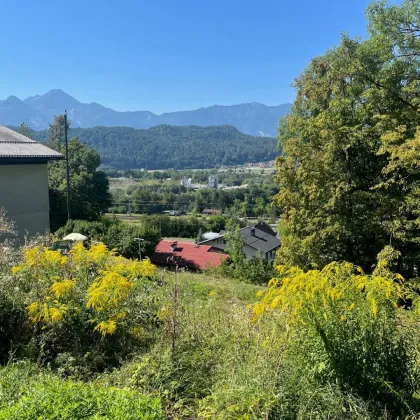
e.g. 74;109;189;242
31;124;278;169
47;116;111;230
275;0;420;277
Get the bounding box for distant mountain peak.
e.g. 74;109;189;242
45;88;67;95
23;89;80;110
6;95;22;103
42;89;80;105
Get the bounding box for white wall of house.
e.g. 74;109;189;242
0;163;50;239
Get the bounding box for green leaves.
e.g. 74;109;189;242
47;116;111;230
275;0;420;277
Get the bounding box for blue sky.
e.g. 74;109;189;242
0;0;375;113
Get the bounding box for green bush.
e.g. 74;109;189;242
0;362;163;420
55;216;160;259
136;214;210;239
220;255;276;285
0;293;27;363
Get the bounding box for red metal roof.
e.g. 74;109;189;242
152;240;228;270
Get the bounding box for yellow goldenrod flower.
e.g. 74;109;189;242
94;320;117;336
50;279;76;298
11;266;21;275
371;298;378;318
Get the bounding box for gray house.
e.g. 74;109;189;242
199;221;281;262
0;126;63;239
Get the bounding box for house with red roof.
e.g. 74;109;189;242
152;240;228;270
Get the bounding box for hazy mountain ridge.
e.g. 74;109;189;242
0;89;290;136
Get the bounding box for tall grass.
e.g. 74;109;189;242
0;362;163;419
103;267;420;418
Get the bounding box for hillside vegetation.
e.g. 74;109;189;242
1;238;420;418
30;124;278;169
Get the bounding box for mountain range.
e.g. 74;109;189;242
0;89;291;137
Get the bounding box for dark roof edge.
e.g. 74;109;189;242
0;155;64;160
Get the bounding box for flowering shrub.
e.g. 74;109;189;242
11;242;159;372
254;257;420;413
13;242;157;335
254;261;409;322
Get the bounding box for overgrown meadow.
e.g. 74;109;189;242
1;234;420;419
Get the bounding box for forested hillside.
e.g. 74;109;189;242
30;124;278;169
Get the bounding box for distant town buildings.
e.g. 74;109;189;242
208;175;218;189
244;161;275;168
181;176;192;188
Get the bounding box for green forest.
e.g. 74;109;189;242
30;124;278;169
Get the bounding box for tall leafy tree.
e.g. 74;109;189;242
47;115;69;150
16;122;34;139
48;116;111;230
275;0;420;277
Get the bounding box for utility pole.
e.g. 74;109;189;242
64;111;71;221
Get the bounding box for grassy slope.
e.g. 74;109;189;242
100;270;272;418
160;269;264;304
0;269;404;418
0;271;262;420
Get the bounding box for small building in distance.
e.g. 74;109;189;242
201;208;222;216
181;176;192;188
199;221;280;262
208;175;218;189
152;240;228;270
0;126;63;239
